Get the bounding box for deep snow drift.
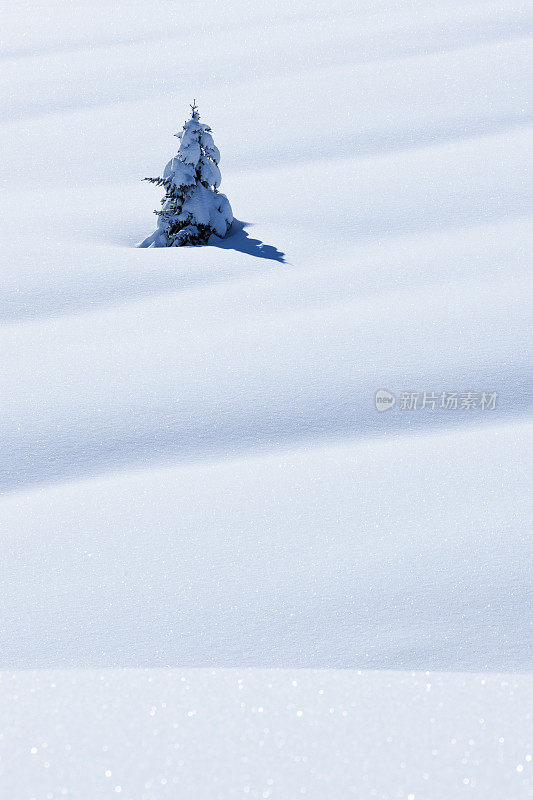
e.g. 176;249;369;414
0;0;531;797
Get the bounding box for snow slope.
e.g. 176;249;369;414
0;0;532;797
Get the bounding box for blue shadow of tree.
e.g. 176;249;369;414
210;219;285;262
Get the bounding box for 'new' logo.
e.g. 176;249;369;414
375;389;396;411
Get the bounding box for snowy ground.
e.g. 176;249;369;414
1;668;532;800
0;0;532;797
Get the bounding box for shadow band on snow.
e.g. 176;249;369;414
209;219;285;262
1;401;531;495
136;219;285;261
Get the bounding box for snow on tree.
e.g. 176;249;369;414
139;102;233;247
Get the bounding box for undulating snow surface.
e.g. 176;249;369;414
0;0;531;797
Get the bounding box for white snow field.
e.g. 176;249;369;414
0;0;532;797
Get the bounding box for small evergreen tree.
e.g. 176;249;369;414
139;102;233;247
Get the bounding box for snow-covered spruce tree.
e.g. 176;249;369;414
139;102;232;247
